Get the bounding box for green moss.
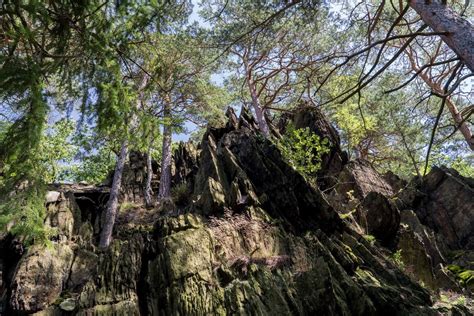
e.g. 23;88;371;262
363;234;376;246
164;227;212;280
447;264;462;273
439;292;467;308
341;243;359;263
355;268;381;287
458;270;474;284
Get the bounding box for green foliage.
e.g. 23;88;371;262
0;184;54;246
450;158;474;178
278;126;330;180
171;183;191;206
363;234;376;246
65;126;118;184
95;60;135;138
430;154;474;178
334;103;376;151
38;120;78;183
69;148;116;185
120;202;138;213
392;249;405;270
439;291;467;307
447;265;474;288
0;119;77;244
0;78;53;245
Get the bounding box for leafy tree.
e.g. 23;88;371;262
39;119;77;183
0;1;191;246
203;0;323;135
137;30;229;201
95;65;147;248
67;126;118;185
0;119;76;243
278;126;330;183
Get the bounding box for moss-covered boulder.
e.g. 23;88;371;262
9;243;74;313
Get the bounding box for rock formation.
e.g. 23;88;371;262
0;107;472;315
411;166;474;251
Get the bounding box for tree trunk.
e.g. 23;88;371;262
409;0;474;72
99;139;128;248
144;145;153;208
99;73;149;247
247;78;270;136
158;99;172;200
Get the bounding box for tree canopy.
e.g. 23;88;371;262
0;0;472;245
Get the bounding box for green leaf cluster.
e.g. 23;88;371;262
0;184;54;246
278;126;330;181
447;265;474;288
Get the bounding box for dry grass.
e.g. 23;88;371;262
208;208;271;238
208;208;294;274
116;203;160;228
230;255;291;275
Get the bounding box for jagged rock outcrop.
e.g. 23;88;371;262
383;171;408;193
9;243;74;312
172;142;200;187
44;191;82;239
397;212;460;292
408;166;474;251
118;144;200;207
332;162;471;293
120;151;160;205
335;159;394;201
357;192;400;247
194;106;342;233
392;166;474;294
46;184;110;238
1;108;472;315
330;160;400;246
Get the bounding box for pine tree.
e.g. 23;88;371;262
137;30;228;202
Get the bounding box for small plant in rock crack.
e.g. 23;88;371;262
278;125;330;181
392;249;405;270
447;264;474;288
171;182;190;206
363;234;376;246
438;290;468;307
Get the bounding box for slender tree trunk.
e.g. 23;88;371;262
99;139;128;248
409;0;474;72
247;78;270;136
99;73;149;248
144;143;153;208
158;99;172;200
